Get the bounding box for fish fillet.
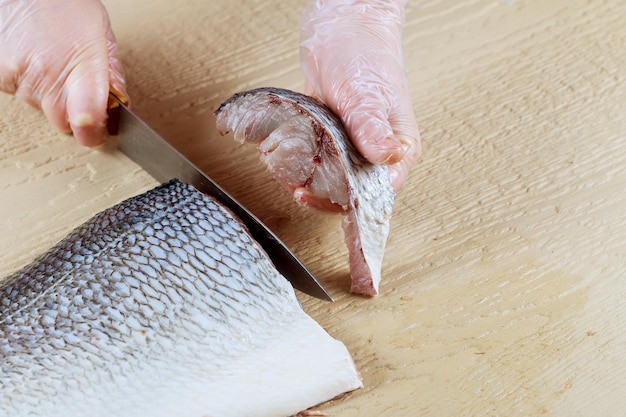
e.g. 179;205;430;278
214;87;395;296
0;179;362;417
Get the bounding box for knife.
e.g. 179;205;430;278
107;94;332;302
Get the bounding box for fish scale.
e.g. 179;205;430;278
0;179;361;417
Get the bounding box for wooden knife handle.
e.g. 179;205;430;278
106;87;129;136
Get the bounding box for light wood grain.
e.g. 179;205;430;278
1;0;625;416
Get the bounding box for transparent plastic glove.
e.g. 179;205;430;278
0;0;127;147
300;0;420;190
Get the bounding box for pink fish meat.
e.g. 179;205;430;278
214;87;395;296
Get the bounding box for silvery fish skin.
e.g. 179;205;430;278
214;87;395;296
0;180;362;417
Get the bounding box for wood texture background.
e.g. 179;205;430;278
1;0;625;415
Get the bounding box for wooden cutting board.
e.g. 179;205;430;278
1;1;625;415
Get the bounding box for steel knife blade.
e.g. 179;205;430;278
107;95;332;301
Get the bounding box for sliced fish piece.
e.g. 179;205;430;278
214;87;395;296
0;179;362;417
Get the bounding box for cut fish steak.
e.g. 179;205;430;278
0;179;362;417
214;87;395;296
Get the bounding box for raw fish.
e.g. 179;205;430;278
0;179;362;417
215;88;395;296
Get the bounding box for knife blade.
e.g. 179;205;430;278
107;95;332;301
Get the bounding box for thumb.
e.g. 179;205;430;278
106;26;129;105
387;90;421;190
305;77;405;165
65;57;110;147
67;24;126;147
338;97;406;165
334;76;421;189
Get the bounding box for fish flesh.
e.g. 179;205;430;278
0;179;362;417
214;87;395;296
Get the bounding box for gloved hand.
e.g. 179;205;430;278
0;0;127;147
300;0;420;191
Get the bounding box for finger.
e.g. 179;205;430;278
387;92;421;190
105;25;129;105
339;97;406;166
41;91;71;134
303;79;315;97
65;61;110;147
388;147;418;191
0;57;20;96
67;5;122;147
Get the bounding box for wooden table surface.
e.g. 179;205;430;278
1;1;625;415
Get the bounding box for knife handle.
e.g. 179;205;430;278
106;88;130;136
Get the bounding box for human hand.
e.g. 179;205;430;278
300;0;420;191
0;0;127;147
